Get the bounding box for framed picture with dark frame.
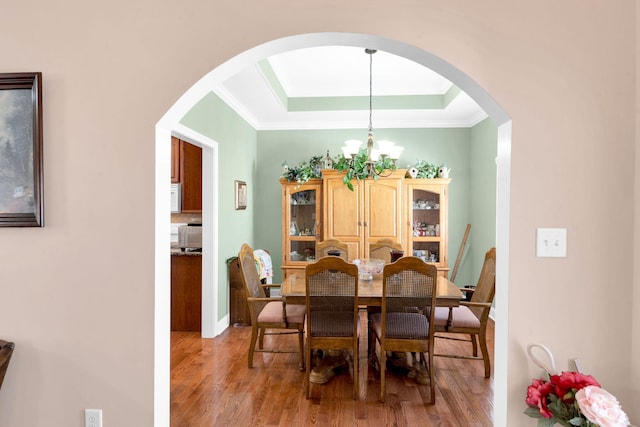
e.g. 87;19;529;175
235;180;247;210
0;72;44;227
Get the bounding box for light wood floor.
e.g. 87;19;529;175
171;311;494;426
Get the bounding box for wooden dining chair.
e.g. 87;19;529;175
366;238;404;347
434;247;496;378
369;238;404;264
369;257;438;404
305;256;359;399
238;243;306;370
0;340;15;390
316;239;349;261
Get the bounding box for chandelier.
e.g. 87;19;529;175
340;48;404;179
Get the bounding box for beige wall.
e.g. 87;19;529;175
0;1;637;426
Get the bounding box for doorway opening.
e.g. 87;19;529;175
155;32;511;426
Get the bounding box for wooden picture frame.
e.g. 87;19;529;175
0;72;44;227
235;180;247;210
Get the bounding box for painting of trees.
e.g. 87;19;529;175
0;88;34;214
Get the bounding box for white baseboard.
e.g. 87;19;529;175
214;314;229;337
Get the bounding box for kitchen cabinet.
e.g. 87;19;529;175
171;138;202;212
180;140;202;212
171;137;180;183
404;178;451;277
322;169;404;260
171;254;202;331
280;178;323;279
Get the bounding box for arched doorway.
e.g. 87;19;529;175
155;32;511;426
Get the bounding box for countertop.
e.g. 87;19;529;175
171;247;202;256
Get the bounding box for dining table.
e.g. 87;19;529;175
280;272;463;307
280;271;463;385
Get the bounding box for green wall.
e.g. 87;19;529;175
469;118;498;283
255;127;481;284
180;92;257;320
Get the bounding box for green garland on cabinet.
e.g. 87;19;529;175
281;152;443;188
281;155;324;184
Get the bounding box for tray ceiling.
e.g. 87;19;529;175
214;46;487;130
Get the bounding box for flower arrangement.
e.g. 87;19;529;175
524;371;630;427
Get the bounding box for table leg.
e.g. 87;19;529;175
309;349;350;384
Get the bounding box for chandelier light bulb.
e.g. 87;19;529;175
376;140;395;157
344;139;363;156
388;145;404;160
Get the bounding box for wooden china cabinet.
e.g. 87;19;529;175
322;169;404;261
279;170;451;278
280;178;323;279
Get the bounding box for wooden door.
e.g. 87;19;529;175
363;176;403;255
171;254;202;331
171;137;180;183
323;175;362;260
180;140;202;212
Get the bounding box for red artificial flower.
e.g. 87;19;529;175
525;378;554;418
550;371;601;401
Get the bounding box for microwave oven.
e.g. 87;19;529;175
170;183;181;213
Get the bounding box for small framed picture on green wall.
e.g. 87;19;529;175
235;180;247;210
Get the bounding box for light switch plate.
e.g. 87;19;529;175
536;228;567;257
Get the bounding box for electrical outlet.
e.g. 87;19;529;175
536;228;567;257
85;409;102;427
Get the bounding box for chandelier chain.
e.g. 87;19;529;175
368;49;373;134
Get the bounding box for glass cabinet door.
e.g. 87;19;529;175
286;185;321;264
411;189;442;262
405;179;449;273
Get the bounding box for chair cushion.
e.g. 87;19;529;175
434;306;480;329
370;312;430;339
310;311;359;337
257;302;306;324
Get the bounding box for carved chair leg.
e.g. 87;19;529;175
248;325;259;368
470;333;478;357
298;329;305;371
305;339;312;399
352;341;359;400
478;332;491;378
379;343;386;402
426;351;435;404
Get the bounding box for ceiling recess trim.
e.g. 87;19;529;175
257;60;288;110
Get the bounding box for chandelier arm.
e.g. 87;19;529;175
377;168;394;178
